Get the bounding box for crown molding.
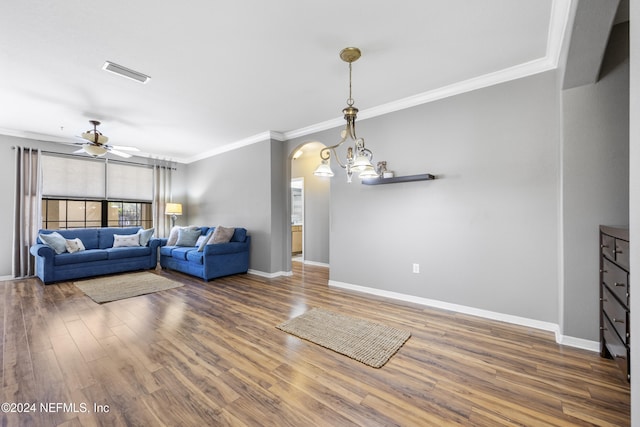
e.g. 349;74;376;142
181;130;285;164
283;0;572;141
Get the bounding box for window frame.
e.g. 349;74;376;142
41;198;153;230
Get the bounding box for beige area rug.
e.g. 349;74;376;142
276;308;411;368
74;271;183;303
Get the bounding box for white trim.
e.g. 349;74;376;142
182;131;285;164
557;334;600;352
0;275;14;282
329;280;598;351
302;260;329;268
248;269;292;278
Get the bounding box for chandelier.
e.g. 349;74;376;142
314;47;378;182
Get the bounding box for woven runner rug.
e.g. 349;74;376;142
74;271;183;303
276;308;411;368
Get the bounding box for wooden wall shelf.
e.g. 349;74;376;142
361;173;435;185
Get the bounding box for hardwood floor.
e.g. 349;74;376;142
0;263;630;426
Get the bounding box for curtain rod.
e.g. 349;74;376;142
11;146;177;170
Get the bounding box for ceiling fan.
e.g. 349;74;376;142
73;120;139;158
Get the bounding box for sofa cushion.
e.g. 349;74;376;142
39;232;68;254
137;228;155;246
176;228;201;247
113;234;140;248
54;249;109;266
160;246;177;257
186;250;204;264
39;228;101;249
170;247;197;260
65;238;86;253
106;246;152;260
99;227;141;249
166;226;181;246
208;226;234;244
197;229;214;252
231;228;247;243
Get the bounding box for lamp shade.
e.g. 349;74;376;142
352;154;374;172
358;165;379;179
165;203;183;216
83;143;108;157
313;160;334;177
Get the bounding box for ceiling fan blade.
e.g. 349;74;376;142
109;149;132;158
111;145;140;152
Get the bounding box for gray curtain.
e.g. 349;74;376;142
153;163;173;238
13;147;42;278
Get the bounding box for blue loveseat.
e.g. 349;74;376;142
159;226;250;281
30;227;161;284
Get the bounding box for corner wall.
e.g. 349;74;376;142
561;22;630;341
185;139;285;275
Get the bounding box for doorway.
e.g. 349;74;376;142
291;178;304;261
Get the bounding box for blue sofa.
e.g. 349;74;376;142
159;226;250;281
30;227;161;284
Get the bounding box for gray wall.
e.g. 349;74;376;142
290;70;562;323
561;22;630;340
289;142;330;265
185;139;286;274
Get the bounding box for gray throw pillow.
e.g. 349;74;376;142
137;227;155;246
39;231;68;254
176;228;201;247
208;226;235;244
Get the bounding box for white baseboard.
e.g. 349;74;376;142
248;269;292;278
302;260;330;268
329;280;599;352
0;275;14;282
557;335;600;352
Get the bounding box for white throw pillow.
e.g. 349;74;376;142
39;231;68;254
113;234;140;248
65;238;86;253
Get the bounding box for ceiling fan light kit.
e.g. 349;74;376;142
73;120;138;158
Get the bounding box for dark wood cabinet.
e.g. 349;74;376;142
599;225;630;381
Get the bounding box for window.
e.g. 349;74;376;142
40;153;154;230
42;199;152;230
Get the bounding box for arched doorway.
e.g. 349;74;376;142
289;142;330;267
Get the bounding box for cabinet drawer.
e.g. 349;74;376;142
602;285;629;344
601;234;615;260
602;258;629;308
602;316;629;380
616;239;630;271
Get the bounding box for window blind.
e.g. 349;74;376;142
42;154;153;201
107;163;153;201
41;155;106;198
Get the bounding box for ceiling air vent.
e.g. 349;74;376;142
102;61;151;84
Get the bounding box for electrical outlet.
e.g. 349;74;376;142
412;263;420;273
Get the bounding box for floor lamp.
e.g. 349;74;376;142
165;203;182;228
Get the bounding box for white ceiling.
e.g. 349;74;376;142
0;0;570;163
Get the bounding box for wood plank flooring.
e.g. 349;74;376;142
0;263;630;426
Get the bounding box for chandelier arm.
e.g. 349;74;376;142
330;147;347;169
